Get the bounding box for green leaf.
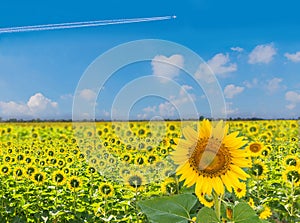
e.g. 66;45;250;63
196;207;219;223
22;203;32;210
138;193;197;223
233;202;261;223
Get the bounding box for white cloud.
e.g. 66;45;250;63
286;104;296;110
0;93;58;118
137;113;148;119
231;47;244;52
179;85;193;96
207;54;237;74
103;110;110;117
0;101;28;117
138;85;196;119
248;43;276;64
224;84;244;99
158;102;176;117
143;106;157;113
243;78;258;88
137;106;157;120
285;91;300;110
151;54;184;82
28;93;58;111
266;78;284;94
195;53;237;83
60;93;73;100
224;102;239;115
284;51;300;63
79;89;97;101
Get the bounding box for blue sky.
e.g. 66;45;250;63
1;0;300;120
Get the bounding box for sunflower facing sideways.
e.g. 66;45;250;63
172;119;251;203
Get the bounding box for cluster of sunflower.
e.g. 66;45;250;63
230;120;300;221
0;120;299;222
0;122;181;222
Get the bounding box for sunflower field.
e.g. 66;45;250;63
0;120;299;223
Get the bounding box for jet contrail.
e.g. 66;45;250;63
0;15;176;34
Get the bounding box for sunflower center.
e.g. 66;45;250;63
34;173;44;182
198;150;220;171
287;170;300;183
286;158;297;166
70;179;80;188
55;174;64;183
190;139;230;177
128;175;142;188
101;185;113;195
251;164;264;176
250;143;261;153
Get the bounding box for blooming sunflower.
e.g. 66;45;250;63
52;170;67;186
248;198;255;208
283;166;300;186
124;172;145;191
13;166;25;180
68;176;82;191
135;155;146;165
283;155;299;167
121;152;132;164
160;177;178;195
260;145;271;157
259;205;272;220
31;171;46;186
247;124;259;136
98;182;114;198
146;153;159;165
250;160;268;179
172;119;250;198
119;167;131;178
25;164;36;178
247;142;263;157
0;164;11;176
234;181;247;198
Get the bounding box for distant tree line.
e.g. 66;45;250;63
0;116;299;123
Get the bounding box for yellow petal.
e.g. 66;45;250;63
221;174;233;192
199;120;212;137
176;162;190;174
212;177;224;195
175;139;194;150
230;165;250;180
212;120;226;140
231;157;252;168
226;170;242;187
195;175;204;195
184;171;197;187
202;177;213;195
182;126;198;141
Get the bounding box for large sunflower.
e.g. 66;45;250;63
172;119;250;198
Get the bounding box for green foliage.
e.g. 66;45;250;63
233;202;261;223
196;207;219;223
0;120;299;222
138;194;198;223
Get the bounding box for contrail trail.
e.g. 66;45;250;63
0;16;176;34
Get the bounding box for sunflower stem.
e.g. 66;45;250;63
72;190;77;212
290;179;295;216
135;187;140;223
175;175;180;194
213;191;221;221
